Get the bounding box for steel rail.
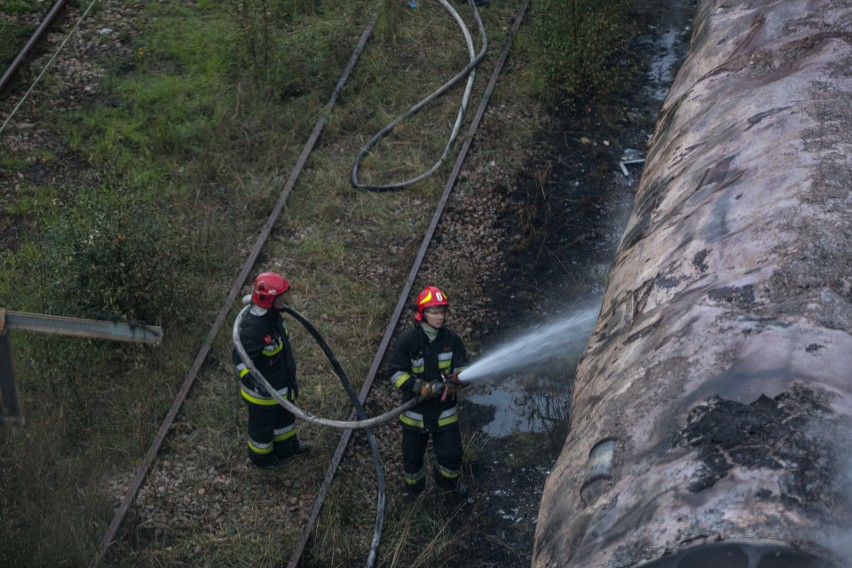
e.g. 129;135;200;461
0;0;68;95
1;0;100;136
89;17;377;567
286;1;531;565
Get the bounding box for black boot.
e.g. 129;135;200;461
250;451;283;471
278;442;311;462
434;467;469;500
402;479;426;500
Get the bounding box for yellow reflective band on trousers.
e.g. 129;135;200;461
273;424;296;443
241;385;291;406
436;463;460;479
247;438;273;455
405;468;426;484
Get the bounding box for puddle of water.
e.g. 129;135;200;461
468;372;572;437
643;25;692;101
463;302;600;437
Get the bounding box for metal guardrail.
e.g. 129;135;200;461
1;309;162;344
0;308;162;424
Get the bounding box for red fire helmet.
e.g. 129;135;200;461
414;285;449;321
252;272;290;309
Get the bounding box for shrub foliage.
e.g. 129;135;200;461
527;0;639;105
41;175;189;325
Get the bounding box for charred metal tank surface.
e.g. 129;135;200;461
533;1;852;567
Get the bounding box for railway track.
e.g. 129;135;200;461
44;1;533;566
0;0;69;96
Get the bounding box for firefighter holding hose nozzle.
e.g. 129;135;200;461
387;285;470;500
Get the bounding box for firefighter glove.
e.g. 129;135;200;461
419;381;441;399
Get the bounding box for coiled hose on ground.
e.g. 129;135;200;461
350;0;488;191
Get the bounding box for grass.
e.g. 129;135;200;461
0;0;652;565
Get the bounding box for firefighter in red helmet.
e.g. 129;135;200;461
387;285;469;499
233;271;309;469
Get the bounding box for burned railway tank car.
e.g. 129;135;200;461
533;0;852;567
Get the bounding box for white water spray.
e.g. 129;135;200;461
459;301;601;382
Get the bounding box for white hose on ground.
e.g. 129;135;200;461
350;0;488;190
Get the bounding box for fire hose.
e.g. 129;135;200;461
350;0;488;191
232;4;490;566
232;303;418;429
233;302;418;568
233;302;468;568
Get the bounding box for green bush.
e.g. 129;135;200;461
40;175;190;325
227;0;330;97
526;0;638;106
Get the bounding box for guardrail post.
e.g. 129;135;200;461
0;308;23;424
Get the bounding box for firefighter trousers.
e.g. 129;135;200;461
245;402;300;466
402;423;463;488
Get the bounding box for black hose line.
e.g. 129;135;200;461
350;0;489;191
233;305;417;429
282;307;386;568
234;303;411;567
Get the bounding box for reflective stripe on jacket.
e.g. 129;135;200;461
387;323;468;432
232;304;297;402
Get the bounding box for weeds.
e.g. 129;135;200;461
0;0;42;69
523;0;641;108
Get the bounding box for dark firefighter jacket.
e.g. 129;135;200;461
232;304;297;405
387;323;468;432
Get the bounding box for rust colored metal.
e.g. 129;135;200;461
533;0;852;566
0;0;68;95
